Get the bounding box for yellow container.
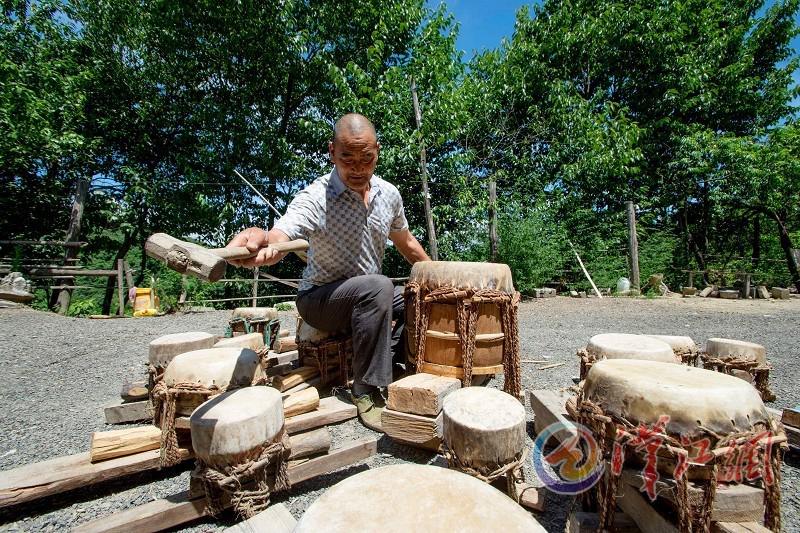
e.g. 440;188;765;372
134;288;155;313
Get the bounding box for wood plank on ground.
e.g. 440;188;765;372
526;389;577;439
0;448;191;509
386;373;460;416
222;503;296;533
712;522;771;533
73;437;378;533
90;425;161;463
381;409;441;450
617;481;679;533
104;399;150;424
273;366;319;392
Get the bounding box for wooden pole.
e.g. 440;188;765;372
252;267;259;307
626;201;640;291
569;241;603;299
54;178;89;314
116;259;125;316
489;178;498;262
410;77;439;261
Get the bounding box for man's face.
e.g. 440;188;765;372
329;131;380;193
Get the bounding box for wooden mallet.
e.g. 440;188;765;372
145;233;309;282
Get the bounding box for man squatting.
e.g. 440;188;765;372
227;113;430;431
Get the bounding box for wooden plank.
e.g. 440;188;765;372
264;350;299;368
515;482;545;512
222;503;296;533
90;425;161;463
104;399;151;424
381;409;441;450
74;438;377;533
712;522;771;533
617;481;679;533
386;373;460;416
116;258;124;316
283;387;319;418
273;366;320;392
0;448;191;509
281;377;321;398
781;406;800;429
567;511;640;533
120;380;148;402
275;337;298;353
286;428;331;461
526;389;578;439
621;469;763;523
284;396;357;434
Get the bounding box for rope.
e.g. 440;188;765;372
297;335;353;387
700;352;775;401
193;429;292;518
443;443;528;501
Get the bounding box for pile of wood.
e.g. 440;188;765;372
381;373;461;451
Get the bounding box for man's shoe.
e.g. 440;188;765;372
350;391;384;433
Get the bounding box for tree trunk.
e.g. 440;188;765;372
410;77;438;261
53;178;89;314
769;210;800;292
752;214;760;268
488;179;498;262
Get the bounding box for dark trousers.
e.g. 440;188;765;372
296;274;405;388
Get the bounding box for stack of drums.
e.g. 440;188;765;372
575;359;784;532
148;331;216;386
152;347;265;466
213;332;265;352
405;261;521;396
701;338;775;401
296;317;353;387
441;387;527;498
644;334;700;365
294;464;546;533
225;307;279;350
577;333;679;379
190;386;290;518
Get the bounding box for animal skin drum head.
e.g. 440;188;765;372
705;338;766;364
583;359;769;438
409;261;515;293
163;347;263;389
294;464;546;533
644;335;697;353
586;333;679;363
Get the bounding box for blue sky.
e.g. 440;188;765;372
439;0;799;98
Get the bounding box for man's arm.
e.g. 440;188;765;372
389;229;431;264
226;227;291;267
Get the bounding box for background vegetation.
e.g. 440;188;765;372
2;0;798;314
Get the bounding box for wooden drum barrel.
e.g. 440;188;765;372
405;261;520;395
294;464;546;533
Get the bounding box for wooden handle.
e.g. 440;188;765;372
212;239;309;261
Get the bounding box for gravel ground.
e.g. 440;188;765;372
0;296;798;531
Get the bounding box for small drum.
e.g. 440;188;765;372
213;332;265;351
152;347;265;466
294;464;546;533
296;317;353;386
442;387;526;498
644;335;699;365
575;359;783;532
701;338;774;401
148;331;216;373
190;386;289;518
225;307;279;349
405;261;520;396
578;333;679;379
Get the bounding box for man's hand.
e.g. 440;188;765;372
226;227;287;268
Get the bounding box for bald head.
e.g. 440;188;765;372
333;113;377;145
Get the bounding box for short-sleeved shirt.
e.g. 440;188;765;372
273;167;409;292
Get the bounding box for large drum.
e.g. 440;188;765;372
152;347;265;466
701;338;774;401
190;386;289;518
148;331;216;372
644;334;699;365
574;359;783;532
442;387;526;498
296;317;353;386
294;464;546;533
405;261;520;396
577;333;679;379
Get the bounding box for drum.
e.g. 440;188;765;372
148;331;216;372
190;386;289;518
225;307;279;349
296;317;353;386
578;333;679;379
575;359;783;532
405;261;520;396
441;387;526;498
213;332;265;351
701;338;774;401
294;464;546;533
152;347;265;466
644;335;699;365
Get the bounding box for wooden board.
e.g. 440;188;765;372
283;387;319;418
381;409;441;450
621;469;764;523
515;482;545;513
222;503;296;533
526;389;578;439
386;373;460;416
419;361;503;378
272;366;319;392
275;337;298;353
104;399;150;425
712;522;771;533
0;447;191;509
781;406;800;429
264;350;299;368
73;437;378;533
617;481;679;533
90;425;161;463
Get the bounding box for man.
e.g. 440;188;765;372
227;113;430;431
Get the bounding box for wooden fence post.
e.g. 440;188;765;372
626;201;640;291
116;259;124;316
489;179;498;262
252;267;259;307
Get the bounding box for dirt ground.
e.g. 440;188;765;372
0;295;798;531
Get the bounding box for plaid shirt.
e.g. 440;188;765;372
273;167;408;291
